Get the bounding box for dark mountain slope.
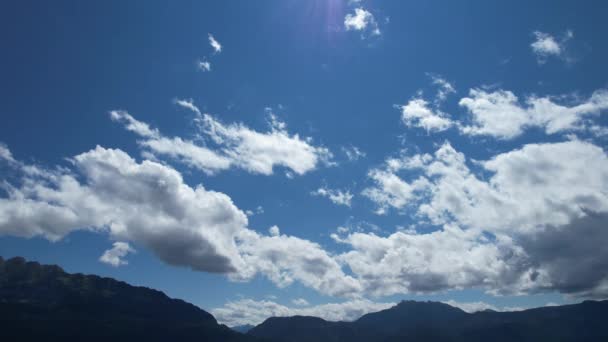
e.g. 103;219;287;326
249;299;608;342
0;256;255;342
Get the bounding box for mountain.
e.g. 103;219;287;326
3;255;608;342
232;324;256;333
249;299;608;342
0;256;256;342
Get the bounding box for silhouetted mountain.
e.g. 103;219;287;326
249;299;608;342
232;324;256;333
3;256;608;341
0;256;256;342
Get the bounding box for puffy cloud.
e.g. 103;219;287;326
311;187;353;207
458;88;608;139
0;145;249;273
344;8;380;37
335;225;527;296
196;111;333;176
99;242;135;267
0;144;360;297
212;298;395;326
399;74;456;133
234;230;362;297
3;138;608;299
355;140;608;297
112;105;333;176
400;98;453;132
268;225;280;237
530;30;573;64
208;33;222;53
362;165;429;214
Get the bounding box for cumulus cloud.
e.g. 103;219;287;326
234;229;362;297
0;145;248;272
2;137;608;299
344;8;380;37
196;110;333;176
400;98;454;132
356;140;608;297
212;298;395;326
112;104;333;176
197;59;211;72
399;74;456;132
99;242;135;267
312;187;353;207
0;144;360;297
530;30;573;64
362;155;430;214
268;225;280;237
458;88;608;139
208;33;222;53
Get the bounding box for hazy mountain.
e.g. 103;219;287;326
249;299;608;342
0;256;255;342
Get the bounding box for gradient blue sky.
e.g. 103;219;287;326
1;0;608;326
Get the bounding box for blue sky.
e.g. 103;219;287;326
1;0;608;326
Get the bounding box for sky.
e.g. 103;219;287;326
1;0;608;327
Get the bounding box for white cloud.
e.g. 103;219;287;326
441;300;531;313
0;143;15;163
362;165;429;214
268;225;280;237
354;140;608;297
312;187;353;207
344;8;380;37
530;30;573;64
197;59;211;72
0;144;360;297
196;111;334;176
399;75;456;133
174;98;202;116
458;88;608;139
99;242;135;267
3;138;608;299
234;230;362;297
342;146;366;161
400;98;454;132
112;105;333;176
212;298;395;326
246;206;264;217
208;33;222;53
0;145;249;272
428;74;456;102
111;110;232;175
291;298;309;306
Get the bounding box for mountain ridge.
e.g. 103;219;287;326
0;256;255;341
2;256;608;342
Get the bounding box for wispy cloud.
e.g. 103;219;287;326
208;33;222;53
